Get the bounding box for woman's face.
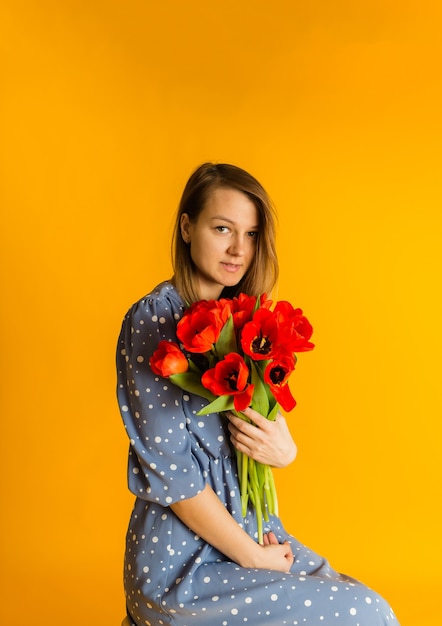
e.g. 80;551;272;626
180;187;259;300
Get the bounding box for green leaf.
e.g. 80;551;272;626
258;375;280;421
266;400;281;421
214;315;237;358
169;373;215;402
249;360;270;417
196;394;235;416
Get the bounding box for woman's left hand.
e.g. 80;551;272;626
225;407;297;468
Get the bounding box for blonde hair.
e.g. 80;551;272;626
171;162;279;304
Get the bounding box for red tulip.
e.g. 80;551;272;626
177;299;231;353
273;301;314;352
264;352;297;411
149;340;188;377
228;293;272;330
201;352;254;412
240;308;280;360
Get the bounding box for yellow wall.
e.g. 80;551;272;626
1;2;441;624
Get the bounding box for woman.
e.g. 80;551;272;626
116;163;399;625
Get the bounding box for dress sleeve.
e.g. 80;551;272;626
116;288;207;506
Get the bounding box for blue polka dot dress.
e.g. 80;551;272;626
116;281;399;626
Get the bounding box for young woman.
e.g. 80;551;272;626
116;163;399;625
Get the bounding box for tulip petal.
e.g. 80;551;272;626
233;384;255;412
272;383;297;412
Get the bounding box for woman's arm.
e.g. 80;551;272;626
226;407;297;468
171;484;294;572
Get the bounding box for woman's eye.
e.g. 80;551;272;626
248;231;259;238
215;226;229;233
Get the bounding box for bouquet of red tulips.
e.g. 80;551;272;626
150;293;314;543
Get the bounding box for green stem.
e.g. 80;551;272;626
249;458;264;544
229;410;280;544
263;463;272;519
257;461;269;522
240;451;249;516
267;466;278;516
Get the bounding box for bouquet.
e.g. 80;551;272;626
149;293;314;543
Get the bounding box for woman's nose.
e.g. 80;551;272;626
228;235;245;256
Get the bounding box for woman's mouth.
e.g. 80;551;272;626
221;262;242;273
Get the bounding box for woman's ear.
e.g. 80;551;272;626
180;213;191;244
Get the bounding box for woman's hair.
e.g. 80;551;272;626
171;162;279;304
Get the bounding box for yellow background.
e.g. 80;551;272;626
1;1;441;624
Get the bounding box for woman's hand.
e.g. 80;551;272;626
226;407;297;468
262;531;281;546
254;540;294;572
171;485;293;573
254;531;294;572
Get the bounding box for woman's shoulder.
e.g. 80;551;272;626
125;280;185;321
140;280;183;305
117;281;186;356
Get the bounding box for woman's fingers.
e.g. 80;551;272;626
266;531;279;545
225;410;297;467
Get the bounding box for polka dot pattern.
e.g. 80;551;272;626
117;282;400;626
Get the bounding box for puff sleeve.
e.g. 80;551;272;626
116;282;207;506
